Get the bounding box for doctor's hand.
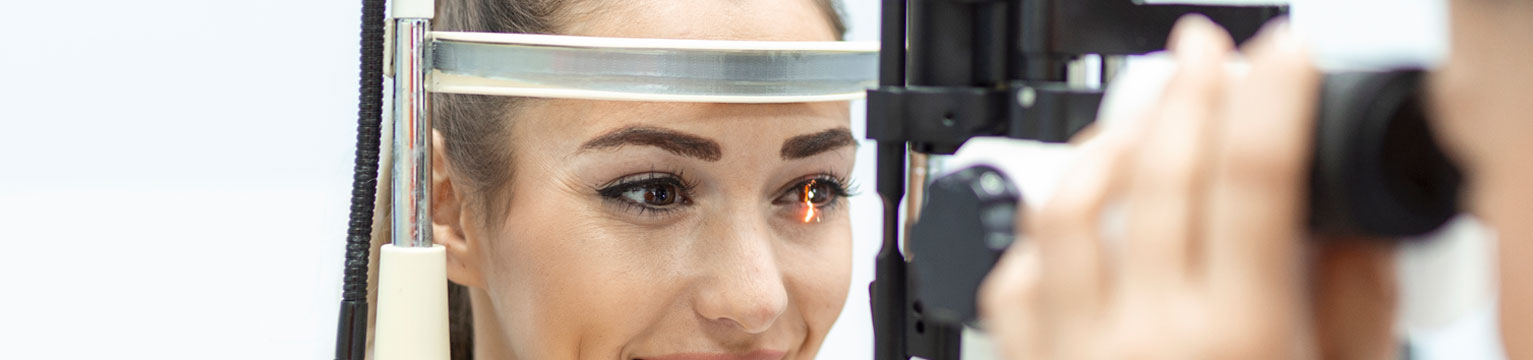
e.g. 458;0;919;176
979;15;1337;359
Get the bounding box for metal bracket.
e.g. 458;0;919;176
867;86;1005;155
1007;83;1105;143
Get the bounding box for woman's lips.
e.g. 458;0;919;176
638;350;786;360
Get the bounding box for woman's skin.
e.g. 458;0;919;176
429;1;855;359
981;0;1533;357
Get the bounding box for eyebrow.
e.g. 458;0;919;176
781;127;856;160
579;126;723;161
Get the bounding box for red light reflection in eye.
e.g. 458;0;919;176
802;180;818;223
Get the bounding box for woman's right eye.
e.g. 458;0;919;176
596;173;695;214
616;182;681;207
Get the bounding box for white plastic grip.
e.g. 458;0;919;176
393;0;435;19
373;244;450;360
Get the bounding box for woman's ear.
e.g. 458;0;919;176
432;130;488;289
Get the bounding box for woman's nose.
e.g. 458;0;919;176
693;220;790;334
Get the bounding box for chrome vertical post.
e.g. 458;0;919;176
391;17;433;248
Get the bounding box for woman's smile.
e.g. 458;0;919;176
634;349;787;360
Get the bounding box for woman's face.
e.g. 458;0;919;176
436;1;854;359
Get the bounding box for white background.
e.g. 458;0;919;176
0;0;1501;359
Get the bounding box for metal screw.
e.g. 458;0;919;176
978;171;1007;196
1018;87;1037;109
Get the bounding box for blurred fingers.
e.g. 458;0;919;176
1029;123;1136;311
981;241;1045;360
1203;18;1323;296
1121;14;1235;291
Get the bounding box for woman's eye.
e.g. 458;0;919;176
619;182;682;207
802;180;834;205
596;173;695;214
777;178;843;206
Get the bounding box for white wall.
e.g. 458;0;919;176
0;1;362;358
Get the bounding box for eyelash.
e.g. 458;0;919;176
594;172;860;217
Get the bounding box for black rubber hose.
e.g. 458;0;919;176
336;0;387;358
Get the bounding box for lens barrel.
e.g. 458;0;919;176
1310;71;1463;238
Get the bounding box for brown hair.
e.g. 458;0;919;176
432;1;846;358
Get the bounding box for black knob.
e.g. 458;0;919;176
907;165;1022;326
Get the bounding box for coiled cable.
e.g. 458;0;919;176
335;0;388;358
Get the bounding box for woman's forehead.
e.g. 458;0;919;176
540;100;847;130
560;0;838;42
514;100;850;153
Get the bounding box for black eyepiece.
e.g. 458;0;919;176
1310;71;1463;238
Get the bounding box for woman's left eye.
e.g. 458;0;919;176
774;177;848;207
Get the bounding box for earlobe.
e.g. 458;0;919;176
431;130;488;289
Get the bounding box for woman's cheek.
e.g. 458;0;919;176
781;217;852;360
784;214;855;320
489;190;669;355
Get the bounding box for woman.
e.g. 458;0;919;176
410;0;857;359
982;1;1533;358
